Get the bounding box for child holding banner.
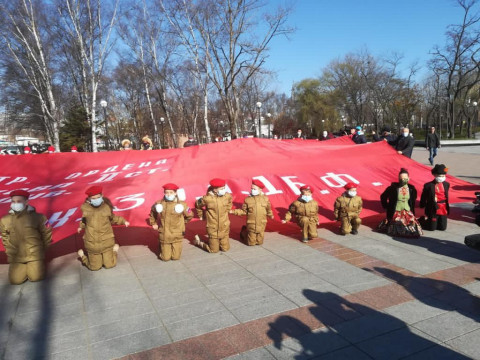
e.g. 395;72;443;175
231;179;274;246
194;178;232;252
149;183;193;261
282;185;320;243
0;190;52;284
77;186;130;270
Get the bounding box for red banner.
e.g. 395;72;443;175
0;137;478;258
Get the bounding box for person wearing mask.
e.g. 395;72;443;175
120;139;132;150
319;131;335;141
378;168;423;237
194;178;233;252
425;126;441;165
294;128;306;140
282;185;319;243
231;179;274;246
149;183;193;261
0;190;52;284
420;164;450;231
77;186;130;270
334;183;363;235
395;127;415;158
353;126;367;144
141;135;153;150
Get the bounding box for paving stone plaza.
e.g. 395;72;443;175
1;146;479;360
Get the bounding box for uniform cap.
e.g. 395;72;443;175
10;189;30;198
163;183;179;191
355;126;362;130
252;179;265;189
85;186;103;197
432;164;448;175
344;182;357;190
210;178;226;188
299;185;314;193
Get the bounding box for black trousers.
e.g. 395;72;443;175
422;215;447;231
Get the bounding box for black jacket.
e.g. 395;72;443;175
353;133;367;144
395;135;415;158
373;133;397;146
425;133;440;149
380;182;417;220
419;180;450;217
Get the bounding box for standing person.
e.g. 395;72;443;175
0;190;52;285
378;168;423;238
282;185;319;243
334;183;363;235
425;126;441;165
420;164;450;231
141;135;153;150
149;183;193;261
231;179;274;246
194;178;233;253
294;128;306;139
77;186;130;271
395;127;415;158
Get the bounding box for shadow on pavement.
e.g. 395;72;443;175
267;289;472;359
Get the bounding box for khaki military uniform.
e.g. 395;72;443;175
79;199;126;270
284;199;319;240
334;195;362;234
149;199;193;261
195;192;232;252
234;194;273;246
0;206;52;284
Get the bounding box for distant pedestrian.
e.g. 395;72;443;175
425;126;441;165
395;127;415;158
420;164;450;231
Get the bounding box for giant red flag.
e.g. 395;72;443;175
0;137;478;259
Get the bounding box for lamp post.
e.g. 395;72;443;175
266;113;272;138
100;100;109;150
160;117;165;148
321;119;325;133
256;101;262;138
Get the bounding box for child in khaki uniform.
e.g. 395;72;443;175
282;185;319;243
231;179;274;246
77;186;130;270
194;178;232;252
334;182;363;235
0;190;52;285
149;183;193;261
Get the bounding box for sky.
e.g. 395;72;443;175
264;0;466;94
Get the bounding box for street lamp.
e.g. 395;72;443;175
256;101;262;138
100;100;109;150
321;119;325;133
160;117;165;148
266;113;272;138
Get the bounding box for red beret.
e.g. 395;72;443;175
163;183;179;191
71;146;78;151
24;147;31;151
85;186;103;197
299;185;313;193
344;182;357;190
210;178;226;188
10;189;30;198
252;179;265;189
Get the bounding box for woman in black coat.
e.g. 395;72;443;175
378;168;423;237
420;164;450;231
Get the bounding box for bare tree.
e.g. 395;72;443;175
0;0;61;149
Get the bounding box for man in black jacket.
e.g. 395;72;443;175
395;127;415;158
420;164;450;231
425;126;441;165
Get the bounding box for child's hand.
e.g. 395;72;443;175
77;227;82;234
281;220;287;224
125;221;130;227
152;224;159;230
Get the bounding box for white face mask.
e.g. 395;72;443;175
251;188;260;196
90;197;103;207
348;190;357;197
403;132;409;137
11;202;26;212
435;176;446;183
164;194;175;201
217;189;226;196
301;195;312;202
323;131;328;137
